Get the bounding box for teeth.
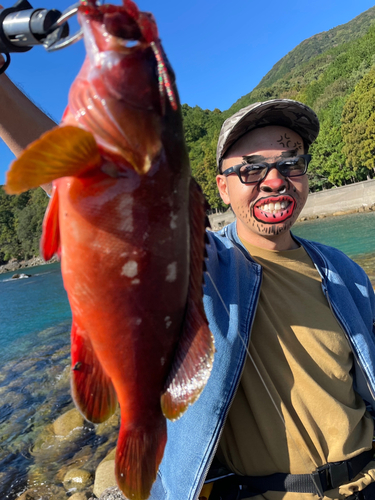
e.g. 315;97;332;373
259;200;290;213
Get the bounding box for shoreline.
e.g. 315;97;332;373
0;255;58;275
296;204;375;223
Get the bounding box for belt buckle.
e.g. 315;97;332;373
312;465;328;497
314;461;350;493
329;461;350;489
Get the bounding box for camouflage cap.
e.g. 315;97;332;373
216;99;320;169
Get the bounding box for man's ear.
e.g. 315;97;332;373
216;175;231;205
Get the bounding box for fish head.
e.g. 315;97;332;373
65;0;179;175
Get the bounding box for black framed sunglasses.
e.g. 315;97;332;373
220;154;312;185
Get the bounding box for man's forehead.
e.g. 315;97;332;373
243;149;299;163
225;125;304;159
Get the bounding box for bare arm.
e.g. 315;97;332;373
0;72;56;194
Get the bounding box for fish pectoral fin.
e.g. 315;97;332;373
5;125;101;195
40;185;60;261
71;321;118;423
116;419;167;500
161;179;215;421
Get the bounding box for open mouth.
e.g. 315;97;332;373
253;195;296;224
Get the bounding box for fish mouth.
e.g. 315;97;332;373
79;4;145;51
253;195;296;224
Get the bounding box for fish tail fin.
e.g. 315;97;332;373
115;417;166;500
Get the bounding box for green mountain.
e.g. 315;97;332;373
3;6;375;262
256;6;375;89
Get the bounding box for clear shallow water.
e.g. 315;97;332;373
0;263;71;365
0;211;375;497
293;211;375;258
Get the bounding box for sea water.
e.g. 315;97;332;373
0;211;374;497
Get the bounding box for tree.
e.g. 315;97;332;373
342;67;375;178
16;188;49;258
192;138;225;210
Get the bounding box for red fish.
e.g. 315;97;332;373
5;1;214;498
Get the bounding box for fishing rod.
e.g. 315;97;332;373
0;0;95;73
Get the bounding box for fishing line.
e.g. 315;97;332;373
205;271;324;499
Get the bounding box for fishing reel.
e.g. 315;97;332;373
0;0;91;73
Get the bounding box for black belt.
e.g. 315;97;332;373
210;449;374;499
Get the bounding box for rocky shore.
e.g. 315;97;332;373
0;322;125;499
0;255;59;275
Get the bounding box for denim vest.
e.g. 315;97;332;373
150;222;375;500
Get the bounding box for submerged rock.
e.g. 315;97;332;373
53;408;86;440
93;449;117;498
11;273;31;279
17;484;66;500
95;411;120;436
63;467;93;492
97;486;127;499
70;493;91;500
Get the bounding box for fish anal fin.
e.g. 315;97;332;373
161;179;214;421
71;321;118;423
40;185;60;261
115;418;166;500
5;125;101;195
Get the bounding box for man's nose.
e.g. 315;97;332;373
260;168;287;193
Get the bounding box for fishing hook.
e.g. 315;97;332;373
45;0;104;52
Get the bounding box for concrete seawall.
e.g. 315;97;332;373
208;179;375;230
299;179;375;218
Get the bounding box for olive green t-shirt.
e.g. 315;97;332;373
216;240;375;499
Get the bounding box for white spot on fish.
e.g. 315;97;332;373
161;357;165;366
132;279;140;285
166;263;177;282
164;316;172;329
134;318;142;326
170;212;178;230
121;261;138;278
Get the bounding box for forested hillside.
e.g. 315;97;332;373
2;6;375;263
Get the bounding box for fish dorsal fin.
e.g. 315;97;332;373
5;125;101;195
161;179;214;421
71;320;118;423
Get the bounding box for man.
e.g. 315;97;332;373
1;67;375;499
152;100;375;500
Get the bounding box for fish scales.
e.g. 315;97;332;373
4;1;215;499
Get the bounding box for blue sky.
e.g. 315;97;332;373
0;0;375;183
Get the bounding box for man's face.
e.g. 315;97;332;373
216;125;309;250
